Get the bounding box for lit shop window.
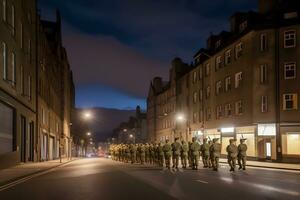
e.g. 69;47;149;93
282;133;300;155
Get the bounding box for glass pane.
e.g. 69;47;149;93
0;102;13;154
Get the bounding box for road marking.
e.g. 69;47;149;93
0;160;74;192
196;180;208;184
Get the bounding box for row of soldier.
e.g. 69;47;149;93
110;137;247;172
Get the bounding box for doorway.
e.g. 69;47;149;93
20;116;26;162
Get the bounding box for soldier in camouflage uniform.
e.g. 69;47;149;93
158;142;164;167
238;138;248;170
226;139;238;172
208;140;212;168
140;143;146;164
188;142;193;168
163;139;172;169
210;138;221;171
181;140;189;169
145;143;150;164
137;144;142;164
150;143;156;165
200;138;210;168
130;144;137;164
190;137;201;170
172;138;182;169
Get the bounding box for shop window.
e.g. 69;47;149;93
283;94;298;110
284;30;296;48
282;133;300;155
0;102;14;155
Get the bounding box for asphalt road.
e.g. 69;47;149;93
0;158;299;200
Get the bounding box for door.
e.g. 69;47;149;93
20;116;26;162
49;137;54;160
28;122;34;161
266;142;272;160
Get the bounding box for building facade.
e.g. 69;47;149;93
0;0;74;168
0;0;37;168
147;0;300;163
37;11;74;161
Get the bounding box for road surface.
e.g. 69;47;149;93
0;158;299;200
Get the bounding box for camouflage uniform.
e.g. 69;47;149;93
200;139;210;168
158;142;164;167
210;138;221;171
172;138;182;169
238;139;248;170
163;140;172;169
226;139;238;172
181;141;189;169
190;137;201;170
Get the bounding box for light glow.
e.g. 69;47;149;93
221;127;234;133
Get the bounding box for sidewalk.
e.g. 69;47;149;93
0;158;78;187
219;158;300;171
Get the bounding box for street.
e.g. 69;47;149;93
0;158;299;200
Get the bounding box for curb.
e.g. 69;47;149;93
219;161;300;171
0;159;78;190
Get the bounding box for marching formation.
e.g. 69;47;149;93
109;137;248;172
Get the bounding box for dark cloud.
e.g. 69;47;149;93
39;0;257;104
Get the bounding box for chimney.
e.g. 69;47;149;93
258;0;279;14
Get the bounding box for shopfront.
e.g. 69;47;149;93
236;126;256;157
281;126;300;162
220;127;235;155
257;124;277;160
191;130;204;144
0;102;14;155
204;129;221;147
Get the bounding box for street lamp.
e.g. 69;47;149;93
83;111;93;120
176;113;185;122
129;134;133;138
87;132;92;136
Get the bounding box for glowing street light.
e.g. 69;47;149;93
83;111;92;120
129;134;133;138
176;114;185;122
123;129;127;132
86;132;92;136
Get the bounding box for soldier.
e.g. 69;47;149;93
130;143;137;164
172;138;182;169
181;140;189;169
150;143;156;165
226;139;238;172
125;144;131;163
140;144;146;164
190;137;201;170
163;139;172;169
200;138;210;168
208;140;212;168
188;141;193;168
238;138;248;170
145;143;150;164
158;142;164;167
137;143;141;164
210;138;221;171
118;145;122;161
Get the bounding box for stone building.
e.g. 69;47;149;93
0;0;37;168
37;11;74;161
147;0;300;163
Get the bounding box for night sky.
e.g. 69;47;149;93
39;0;257;110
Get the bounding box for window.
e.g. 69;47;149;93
225;50;231;65
193;92;197;103
235;42;243;59
28;75;32;100
284;62;296;79
11;52;15;86
225;104;232;117
2;0;6;21
21;65;24;94
11;5;15;35
284;30;296;48
284;12;298;19
235;100;243;115
20;23;23;48
239;21;247;32
205;63;210;76
216;81;222;95
193;112;197;123
2;42;7;80
216;56;222;70
193;71;197;83
28;39;31;63
206;86;211;98
216;105;222;119
42;108;45;124
199;67;203;80
260;64;268;83
260;34;267;51
199;89;203;101
261;96;268;113
206;108;211;121
235;72;243;88
0;101;14;155
283;94;298;110
215;40;221;49
225;77;231;92
199;110;203;123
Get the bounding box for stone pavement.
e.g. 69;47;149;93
0;158;78;187
219;158;300;170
